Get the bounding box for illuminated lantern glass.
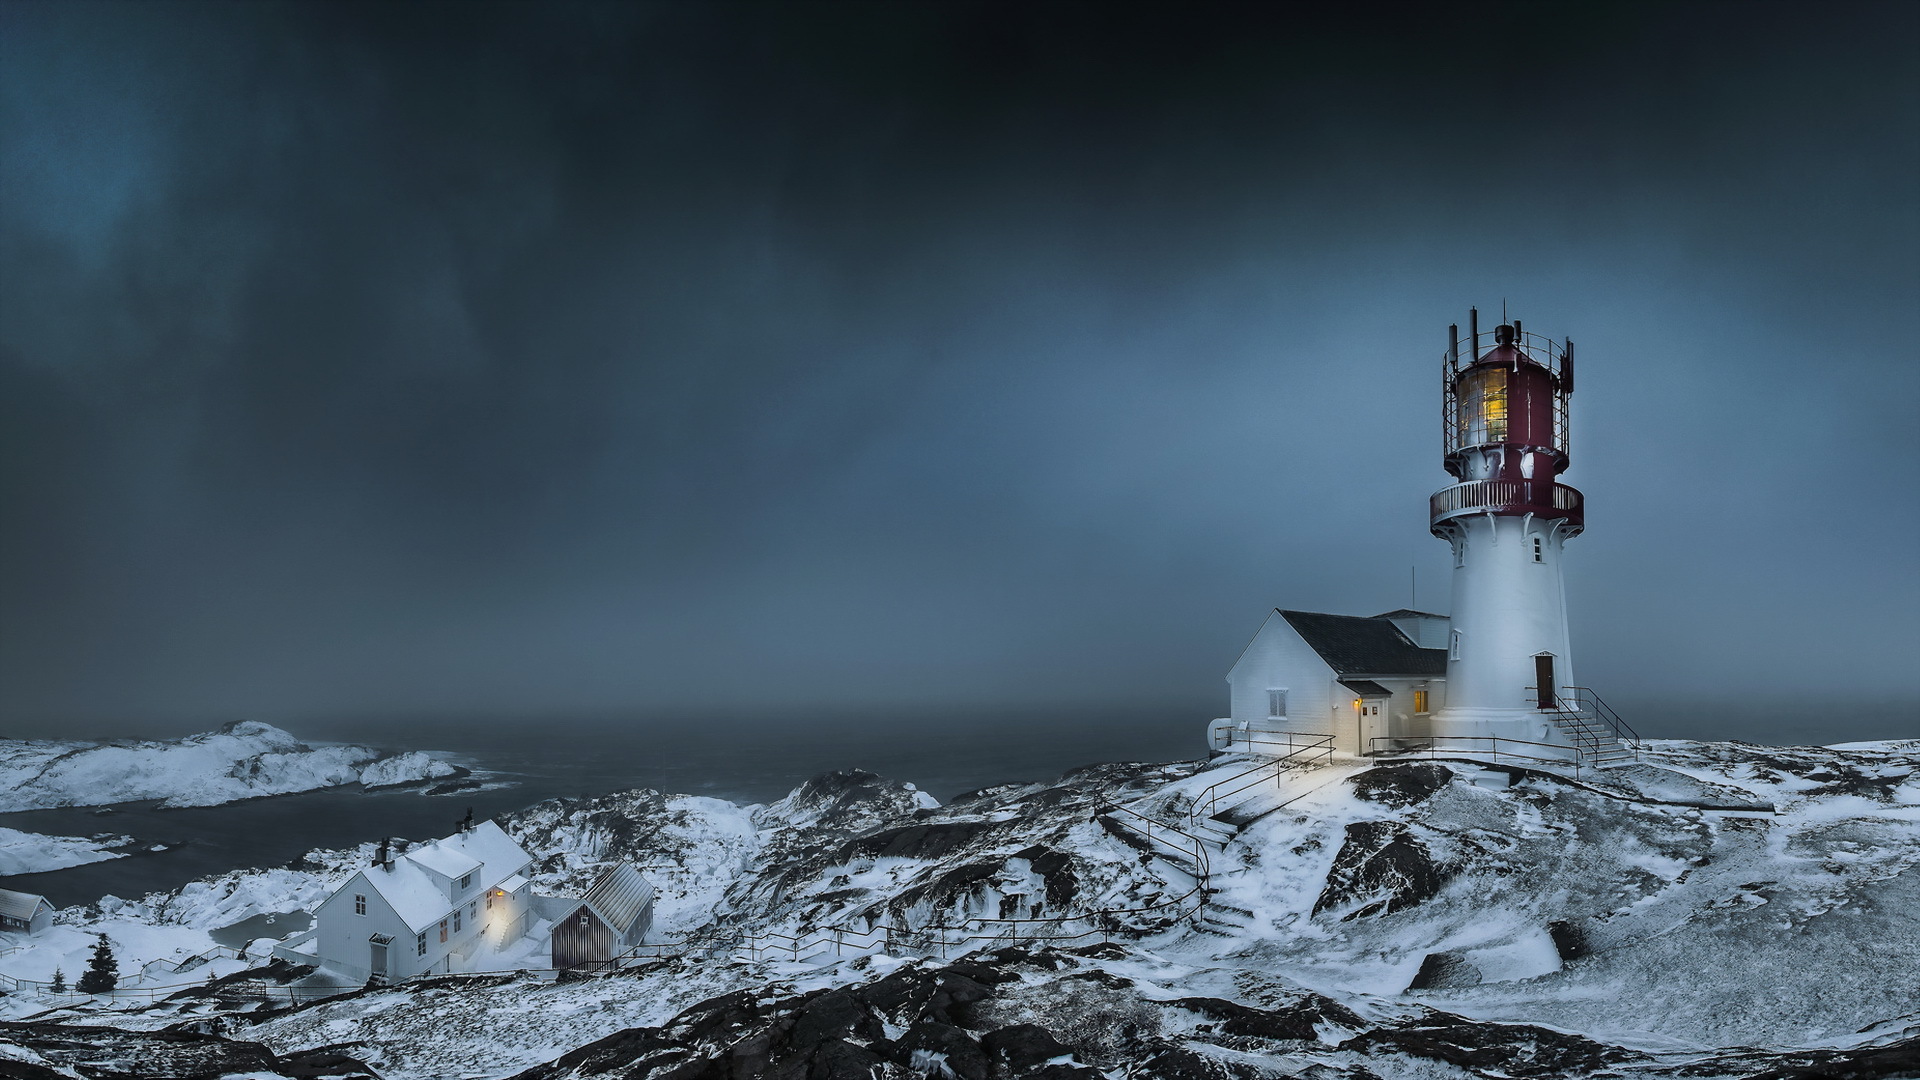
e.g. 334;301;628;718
1455;366;1508;447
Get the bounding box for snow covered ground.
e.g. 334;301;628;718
0;738;1913;1078
0;720;464;812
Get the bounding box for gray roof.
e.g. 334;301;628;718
0;889;51;921
1278;610;1447;676
578;863;655;934
1371;609;1447;621
1338;679;1395;697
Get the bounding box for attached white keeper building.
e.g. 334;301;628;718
1213;609;1449;757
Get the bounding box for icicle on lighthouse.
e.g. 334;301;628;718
1427;309;1618;760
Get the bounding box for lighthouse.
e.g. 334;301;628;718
1426;310;1626;763
1210;309;1634;769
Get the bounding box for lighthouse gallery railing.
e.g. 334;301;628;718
1429;479;1583;528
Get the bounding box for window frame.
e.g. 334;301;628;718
1413;689;1430;715
1266;688;1288;719
353;894;366;916
416;932;427;957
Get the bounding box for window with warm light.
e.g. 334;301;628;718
1414;690;1430;714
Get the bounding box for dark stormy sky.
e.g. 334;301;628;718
2;1;1915;740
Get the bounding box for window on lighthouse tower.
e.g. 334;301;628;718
1532;537;1544;563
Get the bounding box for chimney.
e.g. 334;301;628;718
374;838;390;870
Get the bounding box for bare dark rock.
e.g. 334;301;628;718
1406;951;1482;991
1167;997;1318;1041
982;1023;1075;1072
1313;821;1453;919
1547;919;1591;962
1013;844;1079;910
789;988;885;1050
0;1021;375;1079
899;1020;992;1080
1134;1041;1274;1079
797;1037;892;1080
1349;764;1455;808
1729;1034;1920;1078
1338;1018;1647;1077
838;820;999;862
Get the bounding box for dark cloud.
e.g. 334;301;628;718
2;0;1915;737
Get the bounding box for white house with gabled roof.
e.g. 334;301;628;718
0;888;54;936
1211;608;1450;757
301;817;534;982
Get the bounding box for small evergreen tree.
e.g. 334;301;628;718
48;968;66;993
76;934;117;994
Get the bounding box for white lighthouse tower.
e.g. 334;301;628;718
1427;310;1630;765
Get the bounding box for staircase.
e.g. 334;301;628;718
1542;686;1640;768
1190;900;1256;938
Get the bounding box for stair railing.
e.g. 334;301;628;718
1185;732;1334;831
1558;686;1640;747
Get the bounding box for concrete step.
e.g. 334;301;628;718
1189;821;1237;847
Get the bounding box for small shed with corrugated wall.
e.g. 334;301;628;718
0;889;54;935
549;863;655;970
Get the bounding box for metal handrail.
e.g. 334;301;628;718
1186;732;1334;830
1558;686;1640;746
1526;684;1641;755
1369;734;1591;776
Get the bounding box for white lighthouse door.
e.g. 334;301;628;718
1358;700;1388;753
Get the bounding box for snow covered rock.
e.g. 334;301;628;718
0;721;465;810
16;740;1916;1080
0;825;132;874
355;751;461;790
